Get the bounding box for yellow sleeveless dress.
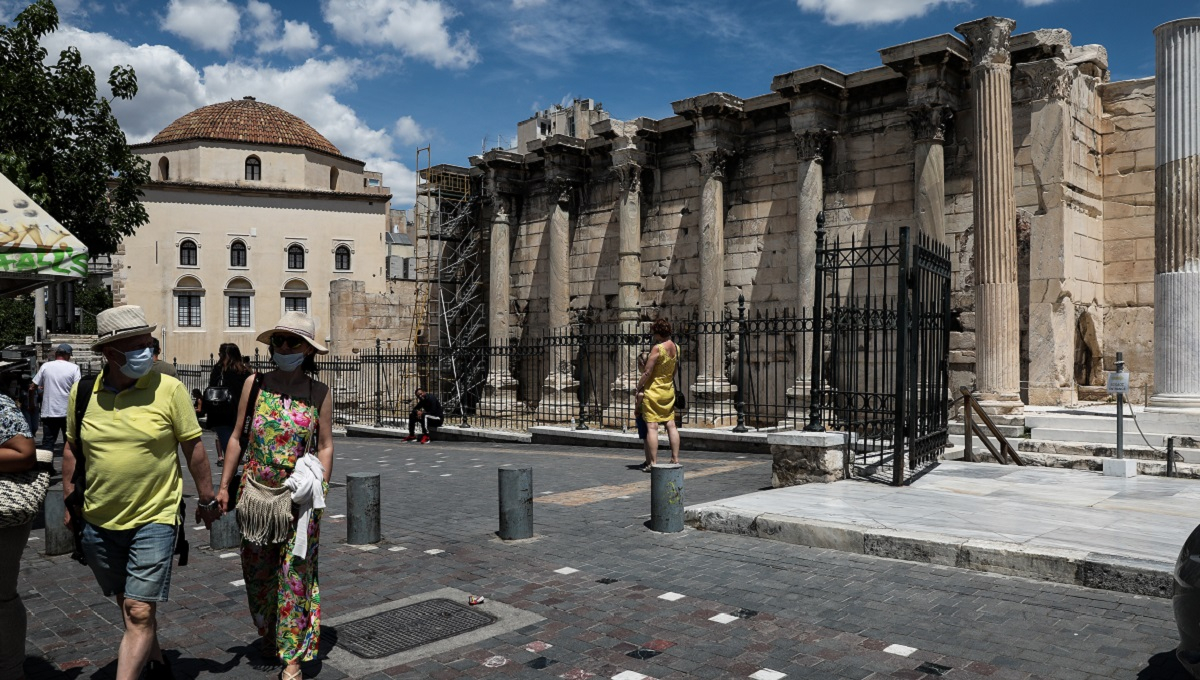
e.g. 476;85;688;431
642;342;678;423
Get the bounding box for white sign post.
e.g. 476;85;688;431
1104;352;1137;477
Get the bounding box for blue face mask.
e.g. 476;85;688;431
119;347;155;379
272;351;306;372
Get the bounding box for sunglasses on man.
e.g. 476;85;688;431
270;335;307;349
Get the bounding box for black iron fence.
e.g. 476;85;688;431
172;214;950;485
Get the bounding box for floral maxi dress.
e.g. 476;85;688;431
239;388;322;663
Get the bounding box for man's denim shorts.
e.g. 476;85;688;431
81;521;177;602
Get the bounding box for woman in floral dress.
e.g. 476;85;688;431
216;312;333;680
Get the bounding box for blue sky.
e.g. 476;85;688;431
2;0;1195;207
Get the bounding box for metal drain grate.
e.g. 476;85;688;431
336;598;498;659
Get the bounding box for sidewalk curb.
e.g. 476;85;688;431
345;424;532;444
685;505;1174;598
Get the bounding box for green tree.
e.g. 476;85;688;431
0;0;149;256
0;294;34;347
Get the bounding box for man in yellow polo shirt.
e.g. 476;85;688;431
62;306;220;680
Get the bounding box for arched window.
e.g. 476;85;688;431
334;245;351;271
329;167;339;191
282;279;310;314
179;239;198;266
158;157;170;181
230;240;247;268
226;277;254;328
174;275;203;328
287;244;305;270
245;156;261;181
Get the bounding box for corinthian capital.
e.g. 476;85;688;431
614;163;642;194
955;16;1016;70
795;129;834;163
908;105;953;143
548;178;574;207
1018;58;1073;101
694;148;732;179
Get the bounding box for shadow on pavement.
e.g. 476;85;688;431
1138;650;1194;679
23;656;84;680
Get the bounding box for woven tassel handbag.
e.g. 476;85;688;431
0;448;54;528
236;474;293;546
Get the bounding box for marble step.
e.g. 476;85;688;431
948;421;1026;438
1024;411;1200;437
948;433;1200;464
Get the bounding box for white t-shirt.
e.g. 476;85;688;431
33;359;81;418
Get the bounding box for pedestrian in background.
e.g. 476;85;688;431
206;343;251;467
150;338;176;378
18;373;38;439
636;318;681;470
403;387;442;443
0;390;36;680
30;343;79;454
216;312;333;680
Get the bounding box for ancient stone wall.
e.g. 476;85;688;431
327;278;416;356
1099;77;1156;403
484;23;1157;407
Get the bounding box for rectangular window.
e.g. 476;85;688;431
284;297;307;313
228;296;251;327
177;295;202;327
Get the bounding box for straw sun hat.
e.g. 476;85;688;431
92;305;157;350
256;311;329;354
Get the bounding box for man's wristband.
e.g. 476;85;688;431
197;499;219;511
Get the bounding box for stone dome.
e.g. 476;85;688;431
149;96;341;157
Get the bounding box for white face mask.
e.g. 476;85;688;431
118;347;155;379
272;351;306;372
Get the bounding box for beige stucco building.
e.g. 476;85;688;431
114;96;393;363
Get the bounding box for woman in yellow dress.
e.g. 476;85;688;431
636;318;681;470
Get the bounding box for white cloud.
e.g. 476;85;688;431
40;25;418;206
511;0;548;7
393;116;428;146
1018;0;1059;4
794;0;965;26
246;0;319;56
161;0;242;52
320;0;478;70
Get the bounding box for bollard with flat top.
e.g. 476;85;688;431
650;463;684;533
346;472;381;544
43;492;73;556
498;467;533;540
1104;352;1137;477
210;509;240;550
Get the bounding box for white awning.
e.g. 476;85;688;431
0;171;89;297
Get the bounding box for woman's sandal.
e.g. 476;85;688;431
279;667;302;680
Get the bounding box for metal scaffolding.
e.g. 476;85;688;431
409;154;486;416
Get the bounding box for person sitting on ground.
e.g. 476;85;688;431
403;388;443;444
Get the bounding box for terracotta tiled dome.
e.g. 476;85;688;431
150;97;341;156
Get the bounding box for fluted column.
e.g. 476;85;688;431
606;163;646;426
786;130;831;418
541;180;579;420
1150;19;1200;412
691;148;737;425
910;104;950;242
479;197;520;416
957;16;1024;416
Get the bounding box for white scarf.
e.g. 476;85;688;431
285;455;326;558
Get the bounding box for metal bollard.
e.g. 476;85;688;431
650;464;684;533
346;472;381;545
498;467;533;540
43;494;73;556
210;509;240;550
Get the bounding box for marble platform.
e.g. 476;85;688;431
686;460;1200;597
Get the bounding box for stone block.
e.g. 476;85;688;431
957;540;1083;584
769;431;847;487
685;506;757;535
752;515;865;554
863;529;959;567
1103;238;1136;263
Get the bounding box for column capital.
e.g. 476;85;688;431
694;148;733;179
614;163;642;194
907;104;953;143
1015;58;1073;102
794;129;835;163
956;16;1016;70
547;177;576;207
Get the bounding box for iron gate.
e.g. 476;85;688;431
805;215;951;485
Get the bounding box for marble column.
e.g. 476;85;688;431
690;148;736;425
1150;19;1200;412
909;104;950;242
785;130;831;418
957;16;1024;416
541;180;579;420
605;163;645;426
478;197;520;417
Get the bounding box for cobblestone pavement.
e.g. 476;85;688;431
17;437;1193;679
